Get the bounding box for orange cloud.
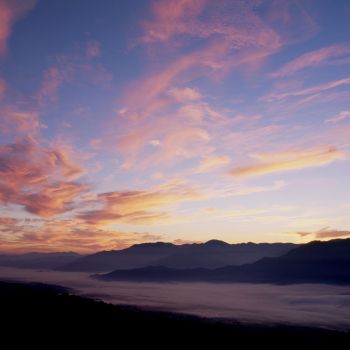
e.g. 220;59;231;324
78;182;201;225
209;180;286;198
230;145;345;178
0;0;36;56
0;218;163;253
0;217;17;225
173;238;202;245
0;137;87;217
270;43;350;78
19;182;87;217
297;227;350;239
194;155;231;173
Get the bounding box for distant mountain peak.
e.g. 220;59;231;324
204;239;229;247
129;242;175;249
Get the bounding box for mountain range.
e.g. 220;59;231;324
58;240;297;272
94;238;350;285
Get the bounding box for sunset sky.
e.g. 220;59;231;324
1;0;350;253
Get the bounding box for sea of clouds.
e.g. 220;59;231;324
1;267;350;330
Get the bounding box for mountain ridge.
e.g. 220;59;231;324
94;238;350;284
58;240;297;272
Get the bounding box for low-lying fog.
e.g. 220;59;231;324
1;267;350;330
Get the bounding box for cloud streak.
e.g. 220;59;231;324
230;145;345;178
263;77;350;102
325;110;350;124
298;227;350;239
78;181;201;225
270;43;350;78
194;155;231;173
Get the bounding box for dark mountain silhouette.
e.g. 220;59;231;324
59;240;296;272
1;281;349;346
95;238;350;284
0;252;82;270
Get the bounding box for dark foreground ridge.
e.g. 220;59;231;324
1;281;349;347
95;238;350;284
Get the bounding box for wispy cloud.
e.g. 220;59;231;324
270;43;350;78
194;155;231;173
0;110;42;136
298;227;350;239
230;145;345;178
112;0;290;171
325;110;350;124
36;66;65;107
78;181;201;225
263;77;350;102
211;180;286;198
86;40;101;58
0;78;6;98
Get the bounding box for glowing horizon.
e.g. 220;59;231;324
1;0;350;253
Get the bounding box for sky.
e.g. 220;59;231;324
0;0;350;253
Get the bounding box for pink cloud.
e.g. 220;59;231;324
0;137;87;217
263;77;350;102
0;78;6;98
271;43;350;78
114;102;221;168
36;66;65;107
0;109;41;136
113;0;306;172
141;0;283;50
86;40;101;58
0;217;17;225
168;87;202;102
0;0;36;56
194;155;231;173
141;0;207;44
325;110;350;124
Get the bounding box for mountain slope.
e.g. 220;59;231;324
95;238;350;284
59;240;296;272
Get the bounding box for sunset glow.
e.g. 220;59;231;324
1;0;350;253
